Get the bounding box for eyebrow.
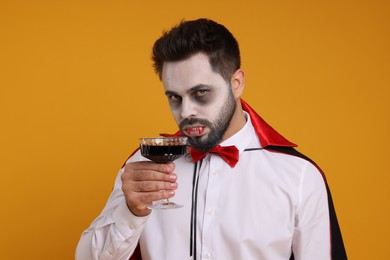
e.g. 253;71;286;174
165;84;212;96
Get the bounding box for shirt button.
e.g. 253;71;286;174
129;224;136;229
211;170;219;176
203;252;212;259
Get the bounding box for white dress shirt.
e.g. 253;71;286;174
76;112;330;260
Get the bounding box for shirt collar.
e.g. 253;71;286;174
220;111;261;155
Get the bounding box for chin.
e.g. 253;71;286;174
191;136;221;152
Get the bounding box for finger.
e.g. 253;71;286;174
125;190;176;213
122;169;177;184
123;164;177;182
137;190;176;204
132;180;178;192
126;161;175;173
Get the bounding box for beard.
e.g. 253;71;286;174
179;90;236;152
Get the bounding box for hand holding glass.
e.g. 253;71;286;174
139;137;188;209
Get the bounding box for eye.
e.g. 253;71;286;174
194;89;208;97
167;94;182;104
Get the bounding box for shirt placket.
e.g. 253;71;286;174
199;154;224;260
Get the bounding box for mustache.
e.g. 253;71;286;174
179;118;212;130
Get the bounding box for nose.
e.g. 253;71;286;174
180;98;197;119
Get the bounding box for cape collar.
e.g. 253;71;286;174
240;99;297;148
161;99;297;148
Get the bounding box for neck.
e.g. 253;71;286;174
220;100;246;142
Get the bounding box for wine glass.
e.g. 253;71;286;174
139;136;188;209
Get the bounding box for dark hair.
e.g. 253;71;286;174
152;18;241;83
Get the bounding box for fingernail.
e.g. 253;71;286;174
169;174;177;181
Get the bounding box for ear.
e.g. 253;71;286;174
230;69;245;99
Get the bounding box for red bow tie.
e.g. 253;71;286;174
190;145;239;168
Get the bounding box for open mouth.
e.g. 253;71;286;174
184;126;205;137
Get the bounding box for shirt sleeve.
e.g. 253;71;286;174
292;161;331;260
76;152;148;260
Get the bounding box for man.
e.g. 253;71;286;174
76;18;346;259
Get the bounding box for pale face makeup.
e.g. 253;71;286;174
161;52;237;151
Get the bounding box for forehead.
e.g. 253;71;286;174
161;53;226;92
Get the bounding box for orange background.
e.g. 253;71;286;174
1;1;389;259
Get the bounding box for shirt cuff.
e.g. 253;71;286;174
112;199;148;239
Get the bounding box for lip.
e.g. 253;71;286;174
183;125;205;137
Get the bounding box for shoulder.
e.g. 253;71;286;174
243;147;314;170
241;147;325;184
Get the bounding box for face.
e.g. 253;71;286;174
161;53;237;152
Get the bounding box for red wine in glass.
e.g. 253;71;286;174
139;137;188;209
